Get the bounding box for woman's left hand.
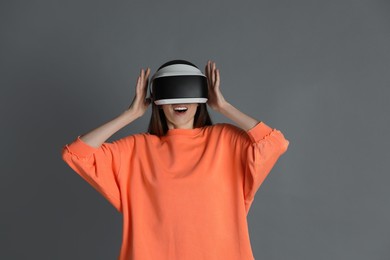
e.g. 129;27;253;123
205;60;227;112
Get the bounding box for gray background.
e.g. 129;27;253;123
1;0;389;259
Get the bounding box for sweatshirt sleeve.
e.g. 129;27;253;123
61;135;131;213
242;121;290;213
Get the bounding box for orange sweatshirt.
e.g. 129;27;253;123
61;121;289;260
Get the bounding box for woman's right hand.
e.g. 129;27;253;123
127;68;151;118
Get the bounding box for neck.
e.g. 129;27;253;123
167;119;195;130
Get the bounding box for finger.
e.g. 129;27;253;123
139;69;144;88
143;77;149;96
136;76;141;88
211;62;215;84
208;60;212;81
144;76;149;91
144;68;150;88
205;61;211;87
135;76;141;95
143;67;149;79
145;67;151;78
215;69;220;88
213;62;218;86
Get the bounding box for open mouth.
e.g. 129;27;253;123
173;105;188;114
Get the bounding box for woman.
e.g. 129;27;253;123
61;60;289;260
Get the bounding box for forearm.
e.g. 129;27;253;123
79;109;139;148
218;102;260;131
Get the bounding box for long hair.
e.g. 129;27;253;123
147;102;213;137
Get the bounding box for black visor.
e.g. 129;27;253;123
150;61;208;105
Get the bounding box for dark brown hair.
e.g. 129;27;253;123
147;103;213;136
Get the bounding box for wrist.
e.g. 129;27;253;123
217;101;232;114
121;108;141;122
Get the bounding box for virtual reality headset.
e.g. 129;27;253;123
150;60;208;105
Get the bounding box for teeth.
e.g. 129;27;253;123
174;107;188;111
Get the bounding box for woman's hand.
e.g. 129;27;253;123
205;60;259;131
127;68;151;118
205;60;227;112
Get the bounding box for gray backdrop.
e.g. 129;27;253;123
1;0;389;259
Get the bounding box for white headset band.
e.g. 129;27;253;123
154;98;208;105
151;64;206;80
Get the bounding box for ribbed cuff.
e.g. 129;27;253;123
246;121;273;143
63;136;100;157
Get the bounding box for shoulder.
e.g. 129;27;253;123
111;132;156;147
204;123;250;143
207;123;247;136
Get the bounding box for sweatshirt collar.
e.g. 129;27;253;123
165;127;204;137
